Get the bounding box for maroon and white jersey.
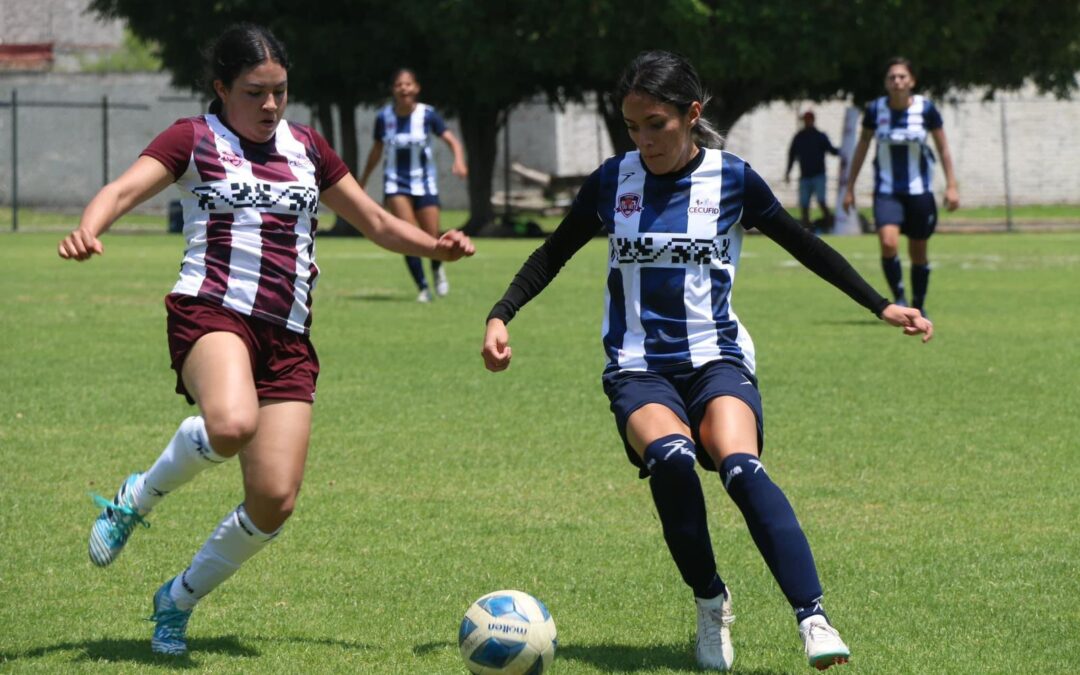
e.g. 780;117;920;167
142;115;348;335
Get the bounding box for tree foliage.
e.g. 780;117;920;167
91;0;1080;226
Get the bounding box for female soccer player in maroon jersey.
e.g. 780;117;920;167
58;23;473;656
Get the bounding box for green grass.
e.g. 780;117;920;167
1;231;1078;673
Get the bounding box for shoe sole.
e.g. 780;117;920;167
810;653;850;670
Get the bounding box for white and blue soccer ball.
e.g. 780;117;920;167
459;589;557;674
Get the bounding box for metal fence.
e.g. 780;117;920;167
1;90;149;230
1;76;1078;233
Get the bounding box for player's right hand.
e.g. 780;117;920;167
481;319;512;372
842;190;856;211
58;229;104;261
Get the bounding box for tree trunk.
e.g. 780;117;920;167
457;102;501;235
338;100;359;174
597;90;635;155
323;99;363;237
314;100;335;149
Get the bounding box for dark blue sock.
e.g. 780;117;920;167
719;453;826;623
644;435;726;600
404;256;427;290
431;258;442;274
882;256;905;303
910;263;930;310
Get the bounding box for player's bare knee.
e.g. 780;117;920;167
203;414;257;455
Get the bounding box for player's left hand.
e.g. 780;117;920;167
881;304;933;343
434;229;475;261
943;186;959;211
452;161;468;179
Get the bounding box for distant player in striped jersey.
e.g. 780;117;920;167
360;68;467;302
482;51;933;672
844;57;959;316
58;24;473;657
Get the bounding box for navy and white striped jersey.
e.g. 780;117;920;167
575;148;780;375
373;103;447;197
862;95;943;195
488;148;890;378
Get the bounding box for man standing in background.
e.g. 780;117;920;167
786;111;840;231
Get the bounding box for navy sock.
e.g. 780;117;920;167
644;435;725;600
881;256;905;302
431;258;442;274
719;453;826;622
911;263;930;310
404;256;427;290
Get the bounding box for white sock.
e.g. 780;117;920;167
170;504;279;611
134;417;228;514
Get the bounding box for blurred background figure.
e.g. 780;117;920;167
786;111;839;232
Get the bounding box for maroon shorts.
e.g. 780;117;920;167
165;293;319;405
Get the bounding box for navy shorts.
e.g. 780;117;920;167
873;192;938;239
601;360;765;478
385;192;440;210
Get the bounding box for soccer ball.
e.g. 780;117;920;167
459;589;557;674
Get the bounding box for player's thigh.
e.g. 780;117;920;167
181;332;259;441
415;204;441;237
239;400;312;505
697;396;760;466
625;403;693;460
386;195;419;225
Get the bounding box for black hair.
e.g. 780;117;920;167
205;23;290;114
884;56;916;79
614;50;723;149
390;67;419;86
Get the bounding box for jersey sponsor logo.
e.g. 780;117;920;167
287;153;314;170
220;151;246;167
191;181;319;214
687;197;720;215
619;171;636;184
615;192;643;218
609;235;732;265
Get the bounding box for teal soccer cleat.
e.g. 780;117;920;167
88;473;148;567
150;577;193;655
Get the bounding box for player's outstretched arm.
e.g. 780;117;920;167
481;318;512;372
880;303;934;342
321;173;474;261
58;156;174;261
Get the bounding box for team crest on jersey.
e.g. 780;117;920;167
616;193;642;218
220;151;245;167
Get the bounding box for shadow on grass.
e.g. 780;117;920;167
0;634;371;667
558;642;790;675
344;291;410;302
0;635;253;668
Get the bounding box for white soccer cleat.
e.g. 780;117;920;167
799;615;850;670
416;288;433;303
695;588;735;671
434;267;450;296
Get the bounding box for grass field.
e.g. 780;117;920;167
1;230;1078;673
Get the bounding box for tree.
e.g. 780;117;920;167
571;0;1080;151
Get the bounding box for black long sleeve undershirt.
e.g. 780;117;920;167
486;203;889;326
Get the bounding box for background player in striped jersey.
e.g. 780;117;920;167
58;23;473;656
843;57;959;316
482;51;932;672
359;68;467;302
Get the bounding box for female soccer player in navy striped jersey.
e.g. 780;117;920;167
58;24;472;657
482;51;933;672
359;68;468;302
844;57;959;316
